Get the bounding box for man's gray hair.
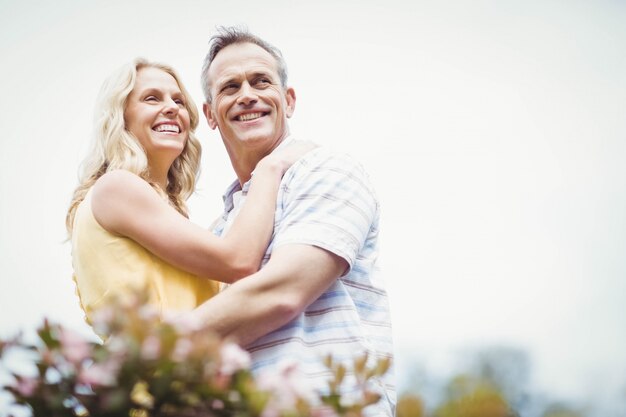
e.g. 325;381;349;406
201;26;289;104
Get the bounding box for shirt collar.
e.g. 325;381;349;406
221;135;295;210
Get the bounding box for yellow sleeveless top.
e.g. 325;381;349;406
71;188;218;323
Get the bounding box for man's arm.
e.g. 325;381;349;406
187;243;347;346
188;150;375;345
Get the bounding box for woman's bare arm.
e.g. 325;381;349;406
91;142;315;283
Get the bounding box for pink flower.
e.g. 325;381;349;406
106;335;127;356
258;361;316;417
90;306;114;331
311;406;340;417
78;360;119;386
138;304;160;321
59;328;91;364
141;335;161;360
171;338;193;362
166;312;201;334
219;342;251;375
211;399;225;410
13;376;38;396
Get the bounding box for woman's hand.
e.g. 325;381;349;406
260;140;318;174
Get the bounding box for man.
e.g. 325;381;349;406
194;27;395;415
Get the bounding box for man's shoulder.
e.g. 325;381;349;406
280;145;379;211
300;145;361;165
289;146;371;182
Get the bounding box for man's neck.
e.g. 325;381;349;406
232;153;262;185
229;134;293;186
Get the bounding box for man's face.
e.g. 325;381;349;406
203;42;296;156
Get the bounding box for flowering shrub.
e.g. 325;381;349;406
0;290;390;417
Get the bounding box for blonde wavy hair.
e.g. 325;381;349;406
66;58;201;235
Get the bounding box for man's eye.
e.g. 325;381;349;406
221;84;238;93
256;78;271;86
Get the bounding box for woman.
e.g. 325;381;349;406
66;58;310;322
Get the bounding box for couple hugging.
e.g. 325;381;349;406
66;27;395;416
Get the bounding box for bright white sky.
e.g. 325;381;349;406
1;0;625;409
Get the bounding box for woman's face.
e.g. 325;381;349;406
124;67;191;166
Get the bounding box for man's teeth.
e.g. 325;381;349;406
238;112;263;122
154;124;180;133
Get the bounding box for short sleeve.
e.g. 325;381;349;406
272;149;378;269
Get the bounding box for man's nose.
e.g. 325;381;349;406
237;82;257;105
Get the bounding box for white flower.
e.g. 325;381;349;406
219;342;251;375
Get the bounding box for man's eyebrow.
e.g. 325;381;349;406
216;75;240;88
214;71;275;90
251;71;274;79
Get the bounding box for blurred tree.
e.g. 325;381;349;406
395;345;599;417
540;403;586;417
468;346;530;411
433;374;515;417
397;392;426;417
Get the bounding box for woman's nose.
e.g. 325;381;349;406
162;97;180;115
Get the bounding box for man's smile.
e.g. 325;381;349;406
234;112;268;122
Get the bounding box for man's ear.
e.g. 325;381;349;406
203;102;217;130
285;87;296;118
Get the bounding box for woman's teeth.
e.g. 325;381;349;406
154;124;180;133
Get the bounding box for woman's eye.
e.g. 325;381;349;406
145;96;158;102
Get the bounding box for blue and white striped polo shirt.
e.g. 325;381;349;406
213;138;395;415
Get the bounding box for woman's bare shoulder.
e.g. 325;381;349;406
91;170;155;232
93;170;147;196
